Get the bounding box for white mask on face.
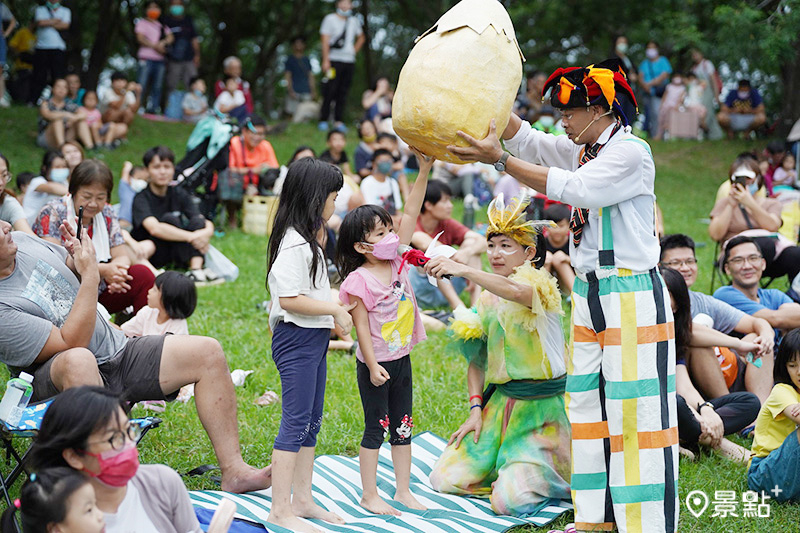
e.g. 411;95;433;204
646;48;659;60
616;42;628;55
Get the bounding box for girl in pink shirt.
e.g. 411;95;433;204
337;149;433;516
122;271;196;337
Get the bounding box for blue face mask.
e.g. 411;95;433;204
336;8;352;16
376;161;393;175
46;1;60;9
748;183;759;196
169;5;185;16
50;168;69;183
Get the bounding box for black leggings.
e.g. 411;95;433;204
677;392;761;445
357;356;413;449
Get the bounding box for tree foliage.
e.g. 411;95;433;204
4;0;798;130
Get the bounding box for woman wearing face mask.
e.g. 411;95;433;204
32;159;156;314
30;386;203;533
611;35;639;126
135;1;174;114
709;156;800;284
22;150;69;224
638;40;672;138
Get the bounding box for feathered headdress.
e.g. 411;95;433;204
486;193;554;249
541;58;638;126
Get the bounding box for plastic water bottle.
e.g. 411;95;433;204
0;373;34;427
462;194;475;229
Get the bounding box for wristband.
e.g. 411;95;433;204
470;404;482;410
697;401;715;412
469;394;483;404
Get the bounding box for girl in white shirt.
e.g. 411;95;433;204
265;157;354;533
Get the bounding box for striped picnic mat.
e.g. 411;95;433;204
190;432;573;532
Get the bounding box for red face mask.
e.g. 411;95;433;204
84;442;140;487
146;8;161;20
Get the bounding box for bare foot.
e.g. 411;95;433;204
293;501;346;525
267;512;322;533
220;464;272;493
361;494;401;516
394;490;427;511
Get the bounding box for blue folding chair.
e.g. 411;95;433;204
0;399;161;507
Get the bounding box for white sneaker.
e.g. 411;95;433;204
202;267;224;285
186;269;207;285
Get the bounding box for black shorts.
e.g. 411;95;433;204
29;335;175;403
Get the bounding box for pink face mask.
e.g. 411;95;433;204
363;232;400;260
84;442;140;487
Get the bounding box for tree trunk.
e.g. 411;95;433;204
360;0;373;85
778;41;800;137
85;0;122;88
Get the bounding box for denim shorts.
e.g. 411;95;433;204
407;265;467;309
748;428;800;502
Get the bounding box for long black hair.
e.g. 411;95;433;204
0;467;92;533
662;267;692;361
774;328;800;388
335;204;393;281
29;386;129;470
267;158;343;289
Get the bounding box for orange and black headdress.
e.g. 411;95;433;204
542;58;638;126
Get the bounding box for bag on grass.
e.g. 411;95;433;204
205;245;239;282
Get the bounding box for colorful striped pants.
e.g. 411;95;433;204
566;268;678;532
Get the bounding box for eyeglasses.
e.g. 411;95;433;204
726;254;763;267
0;170;10;183
86;424;142;451
661;258;697;268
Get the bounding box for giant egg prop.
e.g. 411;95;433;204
392;0;524;164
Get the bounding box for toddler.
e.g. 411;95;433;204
183;76;209;124
79;90;103;146
0;468;105;533
748;328;800;502
772;153;797;190
214;76;247;123
336;148;433;515
122;271;196;337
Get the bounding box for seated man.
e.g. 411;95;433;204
221;115;279;228
0;221;269;492
717;79;766;139
131;145;219;284
660;233;775;403
410;181;484;310
714;236;800;346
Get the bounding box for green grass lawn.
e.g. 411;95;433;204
1;106;797;531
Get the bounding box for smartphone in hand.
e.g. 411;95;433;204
76;206;84;241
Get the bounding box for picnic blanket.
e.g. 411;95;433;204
190;431;572;532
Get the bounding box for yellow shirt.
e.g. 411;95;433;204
751;383;800;459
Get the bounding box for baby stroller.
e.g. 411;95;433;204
175;111;239;221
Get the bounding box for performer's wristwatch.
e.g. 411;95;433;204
493;151;510;172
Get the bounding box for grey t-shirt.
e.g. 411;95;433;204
689;290;745;334
0;196;25;226
320;13;362;63
0;232;128;373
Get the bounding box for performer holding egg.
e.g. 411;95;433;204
448;60;678;533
